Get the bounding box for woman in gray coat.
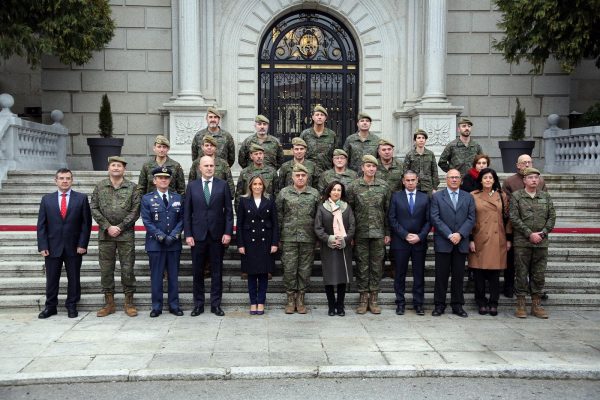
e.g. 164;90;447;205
314;181;355;316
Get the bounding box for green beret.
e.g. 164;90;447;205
249;143;265;153
523;167;541;176
378;139;395;148
152;166;172;177
413;129;428;140
357;112;371;121
313;104;328;116
202;135;218;147
207;107;222;118
291;137;307;148
333;148;348;158
255;114;270;124
458;117;473;126
362;154;378;166
292;163;309;174
154;135;170;147
107;156;127;166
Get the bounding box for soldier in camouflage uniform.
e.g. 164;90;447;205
300;105;339;175
343;112;381;172
376;139;403;192
438;117;483;176
347;155;391;315
137;135;186;198
189;135;235;198
278;137;319;189
403;129;440;195
90;156;141;318
191;107;236;167
318;149;358;193
238;115;284;170
236;144;278;210
509;168;556;319
276;163;320;314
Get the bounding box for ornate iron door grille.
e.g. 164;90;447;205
258;11;359;153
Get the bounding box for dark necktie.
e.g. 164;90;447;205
162;193;168;207
60;193;67;219
409;192;414;215
204;181;211;205
451;191;458;210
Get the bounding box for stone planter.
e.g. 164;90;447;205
87;137;124;171
499;140;535;173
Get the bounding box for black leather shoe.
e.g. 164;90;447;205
190;306;204;317
328;308;336;316
489;307;498;316
150;310;162;318
431;306;444;317
67;309;78;318
478;306;488;315
211;306;225;316
38;308;57;319
503;287;514;298
395;305;405;315
541;292;549;300
336;307;345;317
414;305;425;316
169;308;184;316
452;306;468;318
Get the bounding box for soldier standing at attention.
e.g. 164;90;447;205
276;164;320;314
191;107;235;167
403;129;439;195
509;168;555;319
137;135;186;197
91;156;141;317
318;149;358;193
278;137;319;189
238;115;284;170
343;112;381;172
376;139;403;192
347;155;391;314
236;144;278;210
189;135;235;198
438;117;483;176
300;105;339;175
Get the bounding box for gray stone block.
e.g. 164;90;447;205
230;366;318;380
509;97;541;116
111;6;145;28
72;51;105;70
122;134;150;155
129;368;226;381
318;365;419;379
127;115;163;135
82;71;127;92
471;54;510;75
489;116;512;138
42;92;71;113
147;51;172;71
541;96;570;116
147;93;171;114
472;11;502;32
447;11;472;33
128;72;172;92
0;370;129;387
1;55;33;72
446;55;471;75
448;33;490;54
83;114;127;135
105;50;146;71
127;29;172;50
106;28;126;49
470;96;509;116
73;93;147;113
61;113;83;136
125;0;170;6
447;76;489;96
41;71;81;91
490;76;532;96
146;7;172;28
41;55;69;69
533;76;570;96
448;0;492;11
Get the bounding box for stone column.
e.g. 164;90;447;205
421;0;447;102
177;0;203;101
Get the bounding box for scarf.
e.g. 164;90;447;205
324;199;347;238
468;167;479;180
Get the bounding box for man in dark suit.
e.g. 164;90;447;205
141;167;185;318
36;168;92;318
184;156;234;316
430;169;476;317
389;170;431;316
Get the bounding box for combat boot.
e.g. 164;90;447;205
531;295;548;319
96;293;116;317
368;291;382;314
284;291;296;314
296;291;307;314
515;295;527;318
124;292;138;317
356;292;369;314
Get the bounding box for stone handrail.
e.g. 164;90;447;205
0;93;68;188
543;114;600;174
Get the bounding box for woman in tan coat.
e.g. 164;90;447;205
469;168;512;316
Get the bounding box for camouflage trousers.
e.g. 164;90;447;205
354;237;385;292
514;246;547;296
98;240;136;294
281;242;315;292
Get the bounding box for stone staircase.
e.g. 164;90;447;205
0;170;598;311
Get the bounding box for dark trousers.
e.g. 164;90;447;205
247;273;268;305
434;248;467;308
473;269;500;307
148;250;181;311
191;239;224;308
324;284;347;309
44;252;82;310
392;248;426;307
504;247;515;291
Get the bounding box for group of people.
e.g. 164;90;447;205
35;106;555;321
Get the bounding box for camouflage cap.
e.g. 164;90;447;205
154;135;170;147
313;104;328;116
291;137;307;148
413;129;428;140
292;163;309;174
458;117;473;126
255;114;270;124
152;166;172;178
202;135;218;147
107;156;127;166
333;148;348;158
357;112;372;121
249;143;265;153
207;107;222;118
378;138;395;148
362;154;379;166
523;167;541;176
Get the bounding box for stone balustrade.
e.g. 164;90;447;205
0;93;68;187
543;114;600;174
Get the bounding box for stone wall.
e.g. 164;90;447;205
0;57;41;117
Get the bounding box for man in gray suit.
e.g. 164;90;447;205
430;169;476;317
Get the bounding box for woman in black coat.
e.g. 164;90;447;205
314;181;355;316
237;175;279;315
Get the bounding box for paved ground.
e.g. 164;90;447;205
1;306;599;385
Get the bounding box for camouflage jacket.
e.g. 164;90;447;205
278;159;320;189
91;178;141;241
509;189;556;248
276;185;320;243
343;132;381;172
346;178;391;238
438;138;483;176
191;128;236;167
403;147;440;193
300;127;339;172
317;168;358;193
238;134;284;170
376;159;404;192
137;156;186;197
189;157;235;198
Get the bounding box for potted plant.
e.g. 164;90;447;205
499;98;535;173
87;93;124;170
